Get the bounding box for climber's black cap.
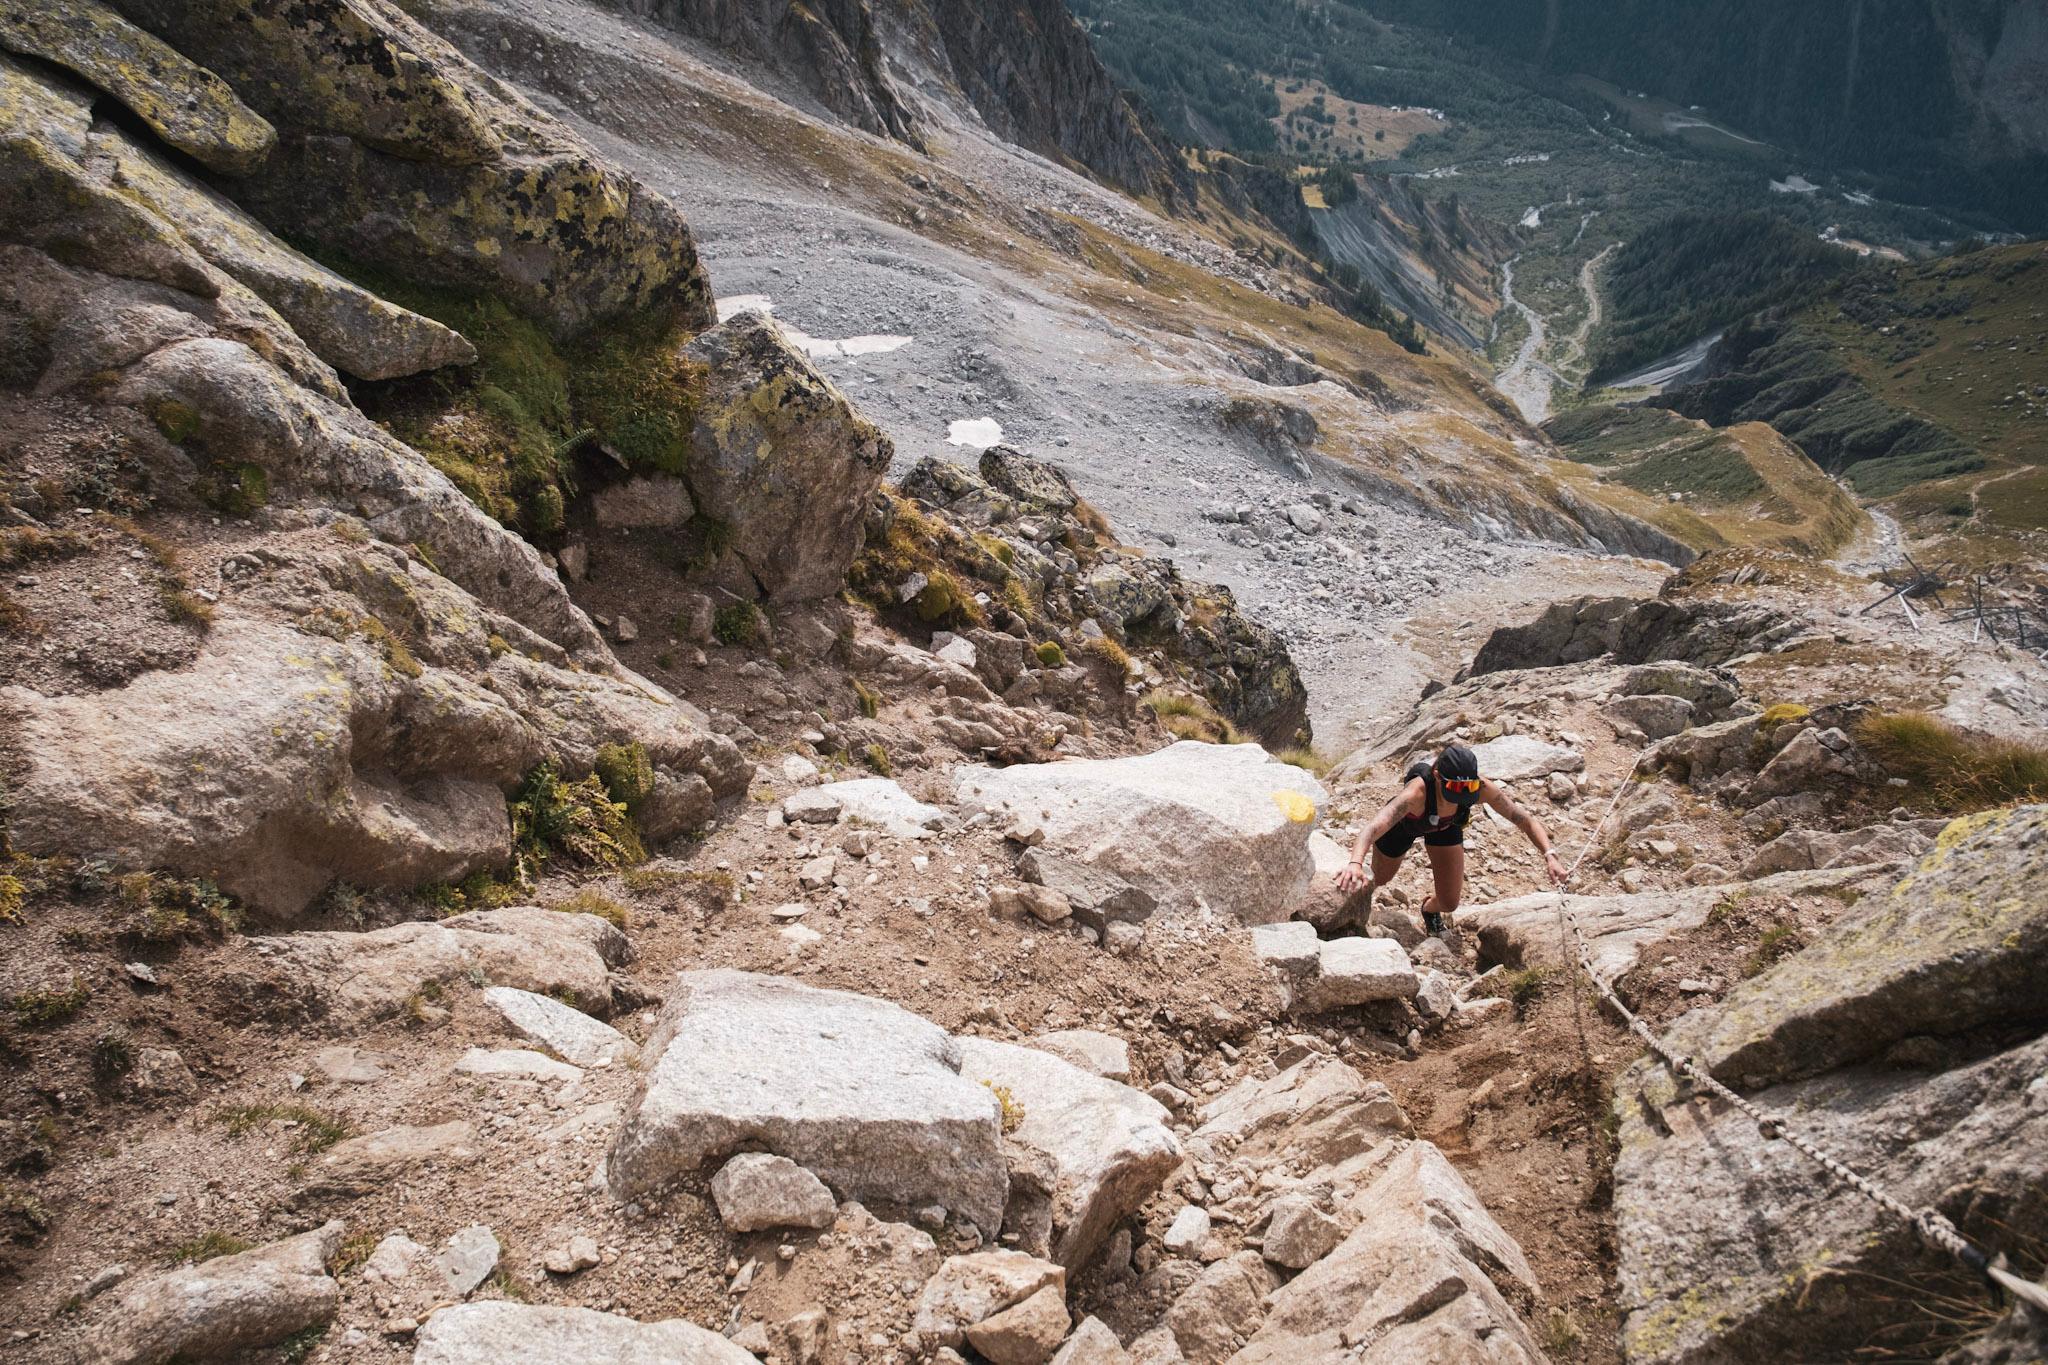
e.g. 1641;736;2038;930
1436;744;1480;804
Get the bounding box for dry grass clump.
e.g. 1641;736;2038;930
1856;711;2048;811
1141;688;1242;744
1276;746;1332;777
552;888;630;931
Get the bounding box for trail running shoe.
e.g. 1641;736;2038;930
1423;911;1446;935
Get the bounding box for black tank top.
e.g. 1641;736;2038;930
1389;760;1471;840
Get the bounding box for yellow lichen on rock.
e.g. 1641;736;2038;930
0;0;276;175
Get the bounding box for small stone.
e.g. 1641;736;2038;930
1163;1206;1211;1256
82;1264;127;1299
710;1153;839;1232
799;855;837;889
124;962;158;987
771;903;810;920
965;1284;1071;1365
543;1236;600;1276
437;1225;499;1297
614;614;639;643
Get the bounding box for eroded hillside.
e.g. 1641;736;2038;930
1;2;2046;1364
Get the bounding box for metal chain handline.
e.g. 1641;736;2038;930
1546;747;2048;1316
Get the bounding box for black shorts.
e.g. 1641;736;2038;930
1374;823;1465;858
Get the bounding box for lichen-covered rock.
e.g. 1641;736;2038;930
1676;806;2048;1090
107;0;714;338
1615;1032;2048;1365
99;130;475;380
90;1221;343;1364
1467;594;1797;677
1460;863;1894;985
0;0;275;174
682;313;892;601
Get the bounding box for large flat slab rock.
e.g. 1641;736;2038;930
92;1221;342;1365
606;971;1008;1234
482;986;635;1067
955;1036;1180;1268
955;741;1326;924
1676;805;2048;1090
1458;863;1896;985
246;906;630;1029
1467;734;1583;782
413;1301;760;1362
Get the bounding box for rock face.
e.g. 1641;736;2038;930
1614;807;2048;1363
1673;807;2048;1090
413;1301;761;1363
894;451;1310;748
1459;863;1893;984
1467;594;1797;677
0;31;750;914
682;313;893;601
955;741;1326;924
955;1036;1180;1268
107;0;714;339
606;971;1009;1234
91;1221;343;1365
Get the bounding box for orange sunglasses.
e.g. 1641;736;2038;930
1442;776;1481;794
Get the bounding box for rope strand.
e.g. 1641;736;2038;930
1545;746;2048;1318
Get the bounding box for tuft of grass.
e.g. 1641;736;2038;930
1856;711;2048;811
594;741;654;814
852;678;881;719
421;870;518;916
214;1103;351;1154
914;570;983;627
1081;635;1133;675
1540;1309;1583;1355
1759;702;1811;728
10;979;89;1026
159;586;216;631
552;888;630;931
279;1324;329;1363
164;1230;253;1265
862;742;893;777
713;602;762;647
1277;746;1332;777
1504;967;1550;1016
115;871;242;940
1034;640;1066;668
980;1079;1026;1134
91;1030;134;1080
1142;688;1240;744
1743;923;1805;978
0;872;25;925
330;1231;379;1278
